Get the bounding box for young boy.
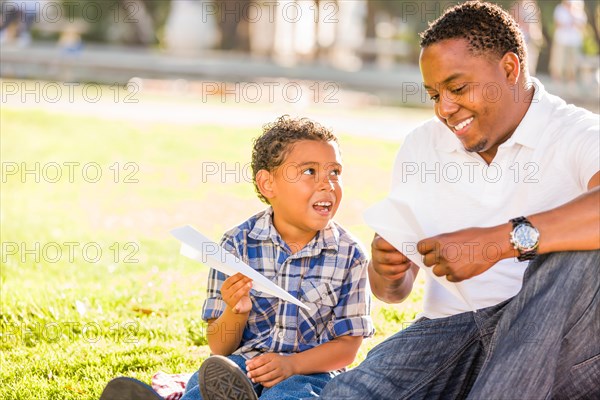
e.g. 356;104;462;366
99;116;373;400
182;116;374;400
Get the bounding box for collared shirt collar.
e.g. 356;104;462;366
435;77;550;153
498;77;550;150
247;207;340;256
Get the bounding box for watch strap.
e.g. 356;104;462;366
510;216;531;229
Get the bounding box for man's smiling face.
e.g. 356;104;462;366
420;38;523;164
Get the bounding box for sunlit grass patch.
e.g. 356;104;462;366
1;107;421;399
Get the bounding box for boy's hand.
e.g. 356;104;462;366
245;353;295;388
221;273;253;314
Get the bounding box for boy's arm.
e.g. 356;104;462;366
245;335;363;387
206;312;248;356
206;273;253;356
289;335;363;373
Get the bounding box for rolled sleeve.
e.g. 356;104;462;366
330;255;375;339
332;315;374;338
200;235;240;322
201;268;227;322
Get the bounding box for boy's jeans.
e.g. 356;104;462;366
182;354;334;400
320;250;600;400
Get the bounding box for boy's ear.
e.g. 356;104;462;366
256;169;275;200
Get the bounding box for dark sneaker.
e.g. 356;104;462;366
99;377;163;400
199;355;258;400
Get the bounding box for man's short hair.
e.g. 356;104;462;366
251;115;338;204
420;1;527;72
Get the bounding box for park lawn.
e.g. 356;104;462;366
0;107;424;399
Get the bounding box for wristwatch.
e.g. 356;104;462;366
509;216;540;261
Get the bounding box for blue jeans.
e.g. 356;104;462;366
320;250;600;400
182;354;334;400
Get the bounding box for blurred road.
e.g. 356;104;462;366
1;43;598;138
1;77;434;142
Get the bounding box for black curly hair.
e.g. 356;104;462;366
420;1;527;73
251;115;339;204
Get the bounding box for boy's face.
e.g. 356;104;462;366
266;140;342;245
420;38;522;164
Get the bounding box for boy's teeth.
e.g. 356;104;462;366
314;202;332;206
454;117;473;131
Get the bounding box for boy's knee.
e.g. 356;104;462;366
184;371;200;393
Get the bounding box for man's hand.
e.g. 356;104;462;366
369;234;419;303
245;353;295;388
418;226;513;282
221;273;253;314
371;234;414;281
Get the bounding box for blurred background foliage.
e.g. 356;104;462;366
24;0;599;73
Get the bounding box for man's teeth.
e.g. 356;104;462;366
314;201;332;207
454;117;473;131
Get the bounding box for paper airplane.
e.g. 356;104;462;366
170;225;309;310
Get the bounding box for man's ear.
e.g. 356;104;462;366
256;169;275;201
501;52;521;85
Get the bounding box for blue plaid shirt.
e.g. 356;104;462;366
202;207;374;360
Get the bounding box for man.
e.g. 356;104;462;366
320;1;599;399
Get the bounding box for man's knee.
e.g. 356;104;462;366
540;249;599;267
552;353;600;399
525;250;599;285
320;369;379;400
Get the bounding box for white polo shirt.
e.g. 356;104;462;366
390;79;599;318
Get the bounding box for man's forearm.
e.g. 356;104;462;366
417;187;600;282
491;186;600;263
530;186;600;254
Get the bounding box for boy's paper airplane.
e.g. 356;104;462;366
171;225;310;310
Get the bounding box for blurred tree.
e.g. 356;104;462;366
217;0;250;51
583;0;599;42
118;0;155;45
60;0;170;45
363;0;377;64
50;0;597;63
366;1;597;71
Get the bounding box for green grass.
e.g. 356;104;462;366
1;107;424;399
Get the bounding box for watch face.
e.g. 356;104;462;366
514;225;540;250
